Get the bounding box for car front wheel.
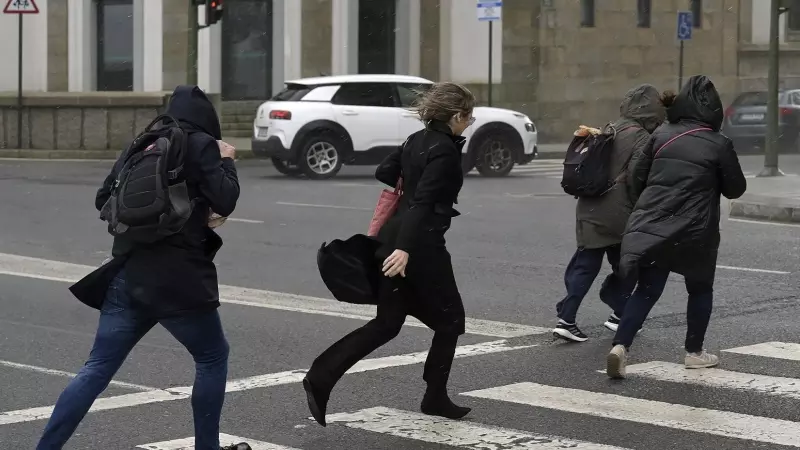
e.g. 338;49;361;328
475;134;515;177
297;132;344;180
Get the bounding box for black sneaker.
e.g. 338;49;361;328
221;443;252;450
552;320;588;342
604;313;642;334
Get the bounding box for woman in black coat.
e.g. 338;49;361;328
606;75;747;379
303;82;476;426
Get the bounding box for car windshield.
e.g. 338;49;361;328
733;91;789;106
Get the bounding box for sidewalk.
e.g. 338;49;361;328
730;174;800;223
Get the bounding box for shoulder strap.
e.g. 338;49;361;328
655;127;713;157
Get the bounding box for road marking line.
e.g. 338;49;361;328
598;361;800;399
226;218;264;224
723;342;800;361
728;217;800;228
0;340;535;426
715;265;789;274
325;406;631;449
0;359;154;392
137;433;299;450
0;252;548;338
461;382;800;447
275;201;372;211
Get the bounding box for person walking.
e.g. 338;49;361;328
303;82;476;427
607;75;747;379
553;84;667;342
36;86;251;450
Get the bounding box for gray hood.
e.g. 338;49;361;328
618;84;665;133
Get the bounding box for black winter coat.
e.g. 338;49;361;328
373;120;466;335
619;76;747;283
72;86;240;318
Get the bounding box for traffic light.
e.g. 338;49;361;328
206;0;223;26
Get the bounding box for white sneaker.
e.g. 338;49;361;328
685;350;719;369
606;344;628;379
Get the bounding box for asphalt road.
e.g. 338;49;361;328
0;155;798;449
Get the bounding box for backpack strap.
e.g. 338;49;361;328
655;127;713;157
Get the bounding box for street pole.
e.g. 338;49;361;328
759;0;782;177
678;40;684;92
17;13;23;149
487;21;493;107
187;3;198;86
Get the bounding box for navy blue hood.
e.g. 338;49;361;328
165;85;222;139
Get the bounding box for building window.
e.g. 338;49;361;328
690;0;702;28
221;0;273;101
580;0;595;28
96;0;134;91
358;0;396;74
637;0;651;28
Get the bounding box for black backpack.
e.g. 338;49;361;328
99;114;195;244
560;124;634;198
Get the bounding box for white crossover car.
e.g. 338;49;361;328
251;74;538;180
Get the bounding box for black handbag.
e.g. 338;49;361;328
316;234;382;305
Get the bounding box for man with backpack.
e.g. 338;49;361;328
36;85;251;450
553;84;667;343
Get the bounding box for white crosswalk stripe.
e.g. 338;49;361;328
137;433;299;450
468;160;564;178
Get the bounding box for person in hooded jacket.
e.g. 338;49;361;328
606;75;747;379
303;82;475;427
36;86;251;450
553;84;667;343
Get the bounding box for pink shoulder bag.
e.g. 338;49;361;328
367;177;403;236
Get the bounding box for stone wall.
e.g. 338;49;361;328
0;93;168;157
532;0;740;142
47;0;69;92
739;44;800;91
419;0;441;81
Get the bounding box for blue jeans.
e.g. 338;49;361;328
37;272;230;450
613;265;713;352
555;245;627;323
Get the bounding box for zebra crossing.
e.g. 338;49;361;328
509;160;564;178
134;338;800;449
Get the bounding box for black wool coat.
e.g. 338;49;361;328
373;120;467;335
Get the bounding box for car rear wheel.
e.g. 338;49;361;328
475;134;515;177
271;157;303;177
297;132;344;180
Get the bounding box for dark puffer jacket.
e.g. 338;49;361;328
619;75;747;283
576;84;665;249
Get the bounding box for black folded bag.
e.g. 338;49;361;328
316;234;382;305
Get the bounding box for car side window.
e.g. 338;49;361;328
396;83;431;108
791;92;800;105
332;83;397;107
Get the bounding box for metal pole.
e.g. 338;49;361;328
678;40;684;92
488;21;493;106
187;3;198;85
17;13;23;149
759;0;782;177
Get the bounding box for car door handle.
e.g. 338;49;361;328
341;109;358;116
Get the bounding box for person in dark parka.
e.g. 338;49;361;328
553;84;667;343
303;82;476;427
37;86;250;450
606;75;747;379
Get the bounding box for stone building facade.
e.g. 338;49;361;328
0;0;797;151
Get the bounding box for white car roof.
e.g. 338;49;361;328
284;74;433;86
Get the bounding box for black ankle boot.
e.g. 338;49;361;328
303;377;330;427
221;443;251;450
420;386;471;419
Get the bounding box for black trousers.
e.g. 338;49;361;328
306;284;459;394
555;245;627;323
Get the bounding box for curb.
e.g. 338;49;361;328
730;194;800;223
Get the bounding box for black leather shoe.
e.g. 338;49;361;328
221;443;252;450
421;388;471;420
303;377;329;427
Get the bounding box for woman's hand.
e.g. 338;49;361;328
382;249;409;278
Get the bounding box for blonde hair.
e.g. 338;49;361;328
411;82;476;123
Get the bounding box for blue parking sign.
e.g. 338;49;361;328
677;11;693;41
